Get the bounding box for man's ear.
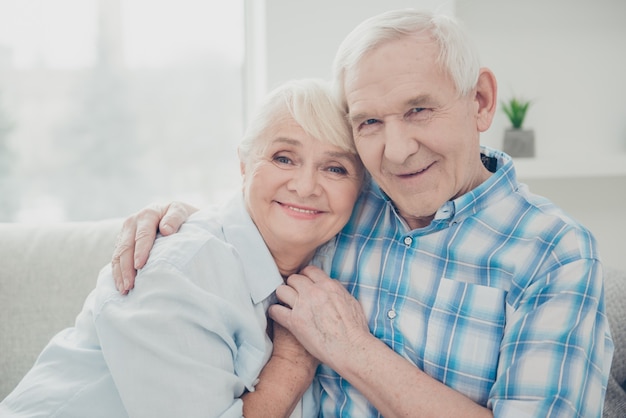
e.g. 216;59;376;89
474;68;498;133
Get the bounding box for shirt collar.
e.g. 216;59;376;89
450;146;517;224
221;194;284;304
373;146;519;228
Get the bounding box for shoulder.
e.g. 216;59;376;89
93;207;253;315
147;207;234;271
343;177;396;235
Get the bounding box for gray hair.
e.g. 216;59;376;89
332;9;481;110
238;78;356;166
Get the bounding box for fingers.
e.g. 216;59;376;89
111;204;161;294
269;283;302;331
275;283;299;308
268;303;291;328
132;201;195;268
110;201;198;296
112;216;139;293
111;247;129;295
133;206;162;269
298;265;327;282
159;201;197;236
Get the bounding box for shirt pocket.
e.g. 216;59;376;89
423;277;506;405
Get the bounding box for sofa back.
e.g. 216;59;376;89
0;219;122;399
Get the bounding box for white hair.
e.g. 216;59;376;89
332;9;481;110
238;78;356;166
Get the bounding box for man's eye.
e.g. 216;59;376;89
407;107;434;120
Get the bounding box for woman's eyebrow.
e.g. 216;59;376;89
271;137;355;162
325;150;354;160
272;137;301;147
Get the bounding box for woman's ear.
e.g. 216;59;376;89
237;148;246;177
474;68;498;133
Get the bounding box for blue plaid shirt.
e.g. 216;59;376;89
318;147;613;417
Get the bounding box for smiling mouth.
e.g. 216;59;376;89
278;202;322;215
398;162;434;178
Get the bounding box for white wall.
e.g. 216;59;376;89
262;0;455;89
259;0;626;271
456;0;626;157
456;0;626;271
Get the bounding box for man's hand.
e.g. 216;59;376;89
268;265;370;370
111;201;197;294
271;266;493;418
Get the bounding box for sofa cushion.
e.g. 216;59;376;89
604;266;626;417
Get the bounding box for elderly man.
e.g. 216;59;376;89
113;9;613;418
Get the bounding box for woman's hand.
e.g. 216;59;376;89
111;201;198;294
270;319;319;372
241;320;319;418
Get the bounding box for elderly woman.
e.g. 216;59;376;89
0;79;364;417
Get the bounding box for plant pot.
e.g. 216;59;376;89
503;128;535;158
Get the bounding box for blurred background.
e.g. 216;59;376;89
0;0;624;269
0;0;245;222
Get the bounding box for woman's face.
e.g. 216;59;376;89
243;116;362;262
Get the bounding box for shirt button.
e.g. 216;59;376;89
403;236;412;246
387;310;397;320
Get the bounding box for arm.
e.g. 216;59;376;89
269;266;492;418
489;258;612;416
271;260;612;417
111;201;197;294
100;238;312;417
105;228;317;417
242;321;319;418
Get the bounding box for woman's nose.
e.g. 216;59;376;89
287;167;322;197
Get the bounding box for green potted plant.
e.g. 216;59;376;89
501;97;534;158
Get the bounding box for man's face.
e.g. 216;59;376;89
344;35;489;229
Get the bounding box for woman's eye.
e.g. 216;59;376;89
274;155;292;165
363;118;379;126
327;166;348;175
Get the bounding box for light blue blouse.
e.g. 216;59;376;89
0;195;327;417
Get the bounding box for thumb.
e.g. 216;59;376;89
267;304;291;329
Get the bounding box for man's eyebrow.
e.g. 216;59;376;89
348;94;434;124
348;112;368;125
406;94;433;108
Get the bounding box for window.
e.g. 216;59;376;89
0;0;245;222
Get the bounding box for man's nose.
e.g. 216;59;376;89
383;120;420;164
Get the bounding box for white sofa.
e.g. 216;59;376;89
1;220;625;416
